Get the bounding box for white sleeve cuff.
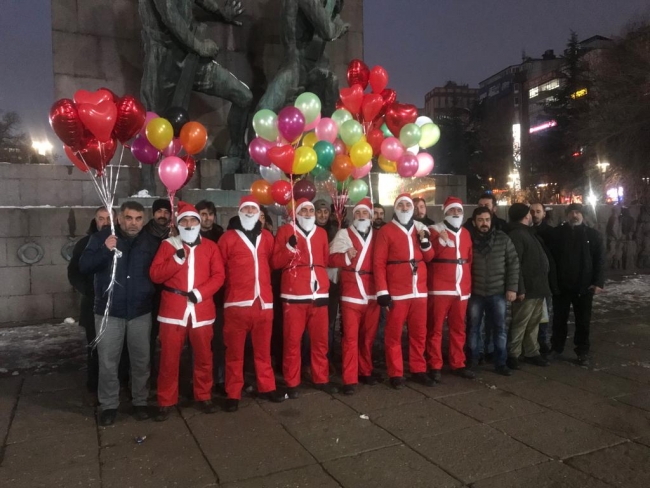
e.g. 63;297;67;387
192;289;203;303
376;290;389;296
344;254;351;266
286;242;297;253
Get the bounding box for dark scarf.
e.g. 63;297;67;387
145;218;170;240
472;226;494;255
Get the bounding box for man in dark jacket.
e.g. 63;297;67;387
547;204;605;366
467;207;519;375
464;193;508;233
507;203;551;369
530;203;554;354
144;198;172;241
80;201;159;426
413;197;435;226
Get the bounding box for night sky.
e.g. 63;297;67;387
0;0;648;143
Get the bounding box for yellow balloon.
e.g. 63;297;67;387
302;132;318;148
350;141;373;168
378;154;397;173
145;117;174;151
292;146;318;175
345;134;366;153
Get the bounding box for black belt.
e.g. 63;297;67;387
387;259;421;275
342;268;373;276
432;258;468;264
162;285;190;297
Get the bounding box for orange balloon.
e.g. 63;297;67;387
180;121;208;155
331;154;354;182
251;179;274;206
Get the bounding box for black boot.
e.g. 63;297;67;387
258;390;286;403
342;384;356;395
427;369;442;383
451;368;476;379
314;383;339;394
100;409;117;426
198;400;219;414
523;355;550;367
358;375;379;386
506;357;520;370
389;377;406;390
133;405;150;421
411;372;435;387
286;387;300;400
154;406;171;422
224;399;239;412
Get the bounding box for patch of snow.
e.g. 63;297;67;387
359;414;369;420
64;317;76;324
130;189;159;198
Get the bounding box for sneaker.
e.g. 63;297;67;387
99;409;117;426
133;405;150;421
154;406;172;422
286;387;300;400
224;399;239;412
523;355;550;367
452;368;476;379
358;375;379;386
411;372;435;387
428;369;442;383
506;357;520;370
576;354;590;367
198;400;218;414
389;377;406;390
495;365;513;376
314;383;339;394
342;384;356;396
258;390;286;403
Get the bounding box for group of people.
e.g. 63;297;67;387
67;191;605;426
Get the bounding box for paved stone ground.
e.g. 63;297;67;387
1;277;650;487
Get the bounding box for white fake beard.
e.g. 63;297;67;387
353;218;371;233
239;211;259;231
395;209;413;225
445;215;463;229
297;215;316;232
179;225;200;244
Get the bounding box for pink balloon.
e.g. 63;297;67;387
414;152;434;177
304;113;322;132
139;111;158;136
381;137;405;161
315;117;338;143
277;106;305;143
249;137;274;167
333;139;346;155
162;137;182;157
397;153;419;177
158;156;189;191
352;161;372;179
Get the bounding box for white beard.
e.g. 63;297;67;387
179;225;200;244
445;215;463;229
238;211;259;231
396;209;413;225
353;219;371;233
297;215;316;232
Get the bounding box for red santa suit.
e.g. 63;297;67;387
219;196;277;401
374;194;435;379
426;196;473;371
328;198;380;386
150;202;225;407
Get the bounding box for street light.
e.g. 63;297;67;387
32;140;53;156
596;161;610;173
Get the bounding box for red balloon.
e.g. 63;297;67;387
183;155;196;186
339;84;364;115
293;178;316;201
385;103;418;139
367;128;385;156
49;99;85;150
347;59;370;89
76;136;117;175
63;145;89;173
113;95;146;143
271;180;292;205
335;100;345;111
78;100;118;142
361;94;383;123
370;66;389;94
73;89;115;106
99;87;119;103
268;145;295;174
380;89;397;117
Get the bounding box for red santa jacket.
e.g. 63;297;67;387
427;223;473;300
328;226;376;304
150;236;225;327
374;220;434;300
218;228;274;310
271;223;329;301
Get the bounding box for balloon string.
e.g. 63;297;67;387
368;172;374;206
288;173;301;269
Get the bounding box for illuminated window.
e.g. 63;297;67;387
571;88;588;99
529;86;539;98
540;79;560;92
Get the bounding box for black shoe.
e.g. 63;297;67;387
506;357;520;370
224;398;239;412
411;372;435;387
154;406;171;422
495;365;513;376
389;376;406;390
314;383;339;394
523;355;550;367
342;384;356;395
99;409;117;426
258;390;286;403
485;352;494;363
286;387;300;400
428;369;442;383
576;354;590;367
478;354;486;366
539;343;551;355
549;350;564;361
133;405;150;421
452;368;476;379
358;375;379;386
198;400;218;414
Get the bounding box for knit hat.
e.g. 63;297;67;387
442;196;463;214
565;203;584;215
394;193;413;208
239;195;260;211
294;198;314;214
313;199;329;211
152;198;171;214
508;202;530;222
353;198;373;215
176;201;200;224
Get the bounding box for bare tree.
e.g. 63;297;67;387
0;110;30;163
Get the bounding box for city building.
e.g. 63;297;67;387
424;81;478;122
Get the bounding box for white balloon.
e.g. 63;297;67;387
407;144;419;155
415;116;434;127
260;163;282;183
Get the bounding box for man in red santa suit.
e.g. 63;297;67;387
272;198;338;398
329;198;380;395
218;196;285;412
374;193;435;389
150;201;225;421
427;196;475;381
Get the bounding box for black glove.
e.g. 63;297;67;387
175;248;186;260
188;291;198;304
288;235;298;248
418;232;431;250
377;295;392;308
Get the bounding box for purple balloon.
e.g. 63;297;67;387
292;178;316;201
397;153;419;177
277;106;306;143
249;137;274;167
162;137;182;157
131;135;160;165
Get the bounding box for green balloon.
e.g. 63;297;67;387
311;164;326;178
331;109;353;129
381;123;394;138
419;123;441;149
313;140;335;169
294;92;322;124
337;176;353;192
340;119;363;146
347;179;368;204
252;109;279;142
399;123;422;148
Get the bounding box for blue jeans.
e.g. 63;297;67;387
467;295;507;367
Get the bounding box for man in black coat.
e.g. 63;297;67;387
547;204;605;366
464;193;508;233
530;203;554;353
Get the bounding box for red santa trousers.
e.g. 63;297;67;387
282;302;329;387
340;301;380;385
158;320;213;407
384;298;427;378
223;300;276;400
427;295;468;370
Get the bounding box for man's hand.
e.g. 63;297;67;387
104;235;117;251
439;229;450;242
517;294;525;302
346;247;357;260
222;0;244;25
196;39;219;58
188;291;198;304
288;235;298;249
589;285;604;295
506;291;517;302
175;248;186;260
377;295;392;308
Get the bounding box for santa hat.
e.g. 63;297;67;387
442;196;464;214
176;201;200;223
394;193;413;208
294;198;314;214
239;195;260;211
353;198;373;215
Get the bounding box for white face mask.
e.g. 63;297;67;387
395;208;413;225
238;210;259;231
297;215;315;232
179;225;200;244
445;214;463;229
353;218;371;233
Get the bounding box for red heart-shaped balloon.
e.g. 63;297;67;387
347;59;370;89
183;155;196;186
385;103;418;138
114;95;146;143
64;145;89;173
370;66;389;94
366;128;385;156
268;145;295;174
340;84;364;115
76;136;117;175
49;99;85;150
379;89;397;117
73;89;115;106
361;93;384;123
78;100;118;142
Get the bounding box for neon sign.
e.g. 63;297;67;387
529;120;558;133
